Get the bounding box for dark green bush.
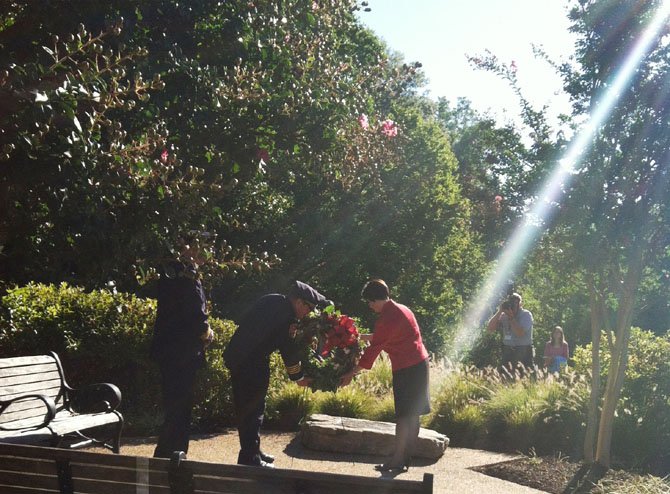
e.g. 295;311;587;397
0;283;247;434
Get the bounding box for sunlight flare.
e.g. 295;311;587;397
450;0;670;360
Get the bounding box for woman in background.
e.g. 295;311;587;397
543;325;569;373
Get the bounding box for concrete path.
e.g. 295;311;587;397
110;429;544;494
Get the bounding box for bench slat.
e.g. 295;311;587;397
47;411;121;436
0;485;58;494
0;379;62;397
0;456;57;475
0;400;53;425
0;369;61;387
0;470;58;492
71;462;169;485
0;362;60;379
0;356;56;369
59;477;172;494
0;414;53;431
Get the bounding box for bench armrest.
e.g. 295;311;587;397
0;394;57;431
66;383;122;414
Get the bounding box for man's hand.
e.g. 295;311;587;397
296;377;313;387
288;323;299;338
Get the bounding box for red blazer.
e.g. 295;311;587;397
358;300;429;372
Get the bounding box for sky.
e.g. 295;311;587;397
358;0;578;127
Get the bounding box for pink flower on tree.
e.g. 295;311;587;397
256;148;270;164
160;149;169;163
510;60;517;73
380;119;398;138
312;1;319;10
493;195;503;214
358;113;369;130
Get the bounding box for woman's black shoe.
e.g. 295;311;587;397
374;463;409;473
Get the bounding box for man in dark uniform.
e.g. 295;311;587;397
224;280;328;468
150;235;214;458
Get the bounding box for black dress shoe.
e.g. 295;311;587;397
259;451;275;463
238;457;275;468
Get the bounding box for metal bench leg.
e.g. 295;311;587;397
112;412;124;453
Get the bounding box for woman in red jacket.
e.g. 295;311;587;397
340;279;430;473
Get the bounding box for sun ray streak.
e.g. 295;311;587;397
450;0;670;360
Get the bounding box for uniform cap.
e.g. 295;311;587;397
291;280;327;307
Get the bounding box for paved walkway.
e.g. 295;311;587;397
111;429;544;494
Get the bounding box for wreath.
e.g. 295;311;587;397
293;306;365;392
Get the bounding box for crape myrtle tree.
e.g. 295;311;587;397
270;98;485;354
558;0;670;469
436;97;535;261
217;64;486;355
0;0;421;290
0;0;484;356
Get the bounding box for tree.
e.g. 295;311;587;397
0;0;417;289
559;0;670;468
468;0;670;469
437;97;536;260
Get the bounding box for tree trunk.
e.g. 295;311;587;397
594;246;644;467
583;278;602;463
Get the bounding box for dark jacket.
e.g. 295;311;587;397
150;261;209;366
223;294;303;380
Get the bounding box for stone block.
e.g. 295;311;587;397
300;414;449;459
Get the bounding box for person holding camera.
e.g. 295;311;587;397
487;292;534;372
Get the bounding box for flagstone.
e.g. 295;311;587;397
301;413;449;459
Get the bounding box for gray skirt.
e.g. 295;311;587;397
392;358;431;418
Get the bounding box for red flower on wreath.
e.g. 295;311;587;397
321;314;359;355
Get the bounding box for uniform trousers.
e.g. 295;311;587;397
153;357;200;458
230;361;271;464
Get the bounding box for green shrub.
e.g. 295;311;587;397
316;387;374;418
427;363;589;457
265;382;316;430
483;379;541;451
0;283;249;434
573;328;670;473
368;394;396;422
426;364;496;445
532;370;589;456
353;355;393;396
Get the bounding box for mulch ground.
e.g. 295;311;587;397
472;456;643;494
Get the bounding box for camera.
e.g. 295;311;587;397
501;300;511;311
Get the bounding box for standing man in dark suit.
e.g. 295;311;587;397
150;233;214;458
224;281;327;468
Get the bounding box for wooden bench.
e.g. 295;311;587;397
0;442;434;493
0;353;123;453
